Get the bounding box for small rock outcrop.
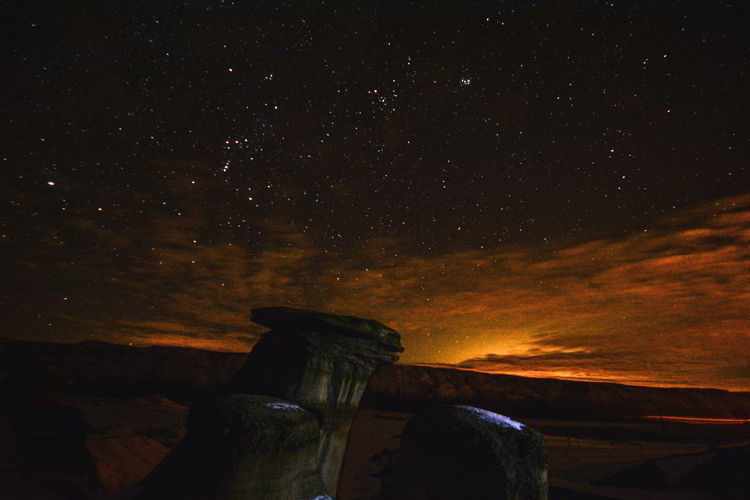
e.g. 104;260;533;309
134;394;329;500
598;459;667;490
229;306;404;495
381;405;548;500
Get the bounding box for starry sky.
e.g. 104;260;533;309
2;1;748;390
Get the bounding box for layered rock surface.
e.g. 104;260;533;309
229;307;404;495
134;394;329;500
381;405;548;500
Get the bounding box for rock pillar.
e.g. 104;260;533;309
229;306;404;496
381;405;548;500
135;394;330;500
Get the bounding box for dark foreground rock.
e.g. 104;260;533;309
0;352;102;499
134;394;329;500
228;307;403;495
0;407;101;500
675;446;750;496
381;405;547;500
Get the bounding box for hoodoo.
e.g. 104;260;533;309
229;306;404;496
134;307;403;499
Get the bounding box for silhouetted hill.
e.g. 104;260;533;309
364;364;750;419
2;338;749;419
0;338;246;400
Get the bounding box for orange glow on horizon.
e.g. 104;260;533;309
124;333;251;353
54;193;750;392
642;416;750;424
415;363;750;391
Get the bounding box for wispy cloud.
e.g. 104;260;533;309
4;191;749;389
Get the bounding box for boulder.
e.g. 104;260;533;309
381;405;547;500
229;306;403;495
134;394;329;500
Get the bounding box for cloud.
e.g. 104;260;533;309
423;195;750;390
312;193;750;390
4;189;749;389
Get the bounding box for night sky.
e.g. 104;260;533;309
2;1;748;390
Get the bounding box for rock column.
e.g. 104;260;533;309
381;405;548;500
135;394;330;500
229;306;404;496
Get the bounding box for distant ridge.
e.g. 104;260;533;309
2;337;749;419
363;364;750;420
0;337;247;399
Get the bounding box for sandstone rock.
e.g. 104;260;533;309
250;306;403;355
381;405;548;500
87;433;169;494
134;394;329;500
229;306;403;495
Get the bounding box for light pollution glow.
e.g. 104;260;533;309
22;193;750;391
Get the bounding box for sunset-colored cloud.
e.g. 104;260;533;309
5;193;749;390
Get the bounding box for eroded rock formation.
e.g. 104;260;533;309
381;405;548;500
134;394;329;500
229;306;404;495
